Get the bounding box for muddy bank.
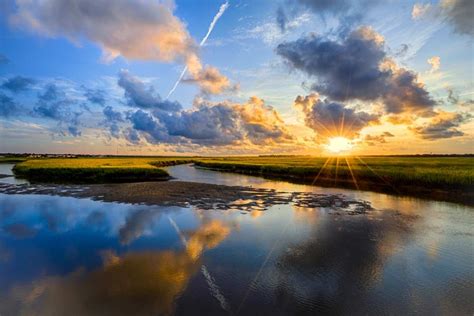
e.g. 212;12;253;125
0;181;373;214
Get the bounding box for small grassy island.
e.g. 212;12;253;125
12;157;192;183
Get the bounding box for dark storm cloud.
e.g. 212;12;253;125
277;27;436;115
83;87;106;106
411;111;471;140
1;76;35;93
294;93;379;138
34;84;82;137
0;93;21;117
118;70;181;111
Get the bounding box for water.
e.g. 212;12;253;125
0;163;29;185
0;164;472;315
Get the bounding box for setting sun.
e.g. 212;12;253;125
326;137;353;153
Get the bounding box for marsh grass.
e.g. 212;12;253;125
13;157;192;183
194;156;474;190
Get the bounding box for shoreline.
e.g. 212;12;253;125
193;165;474;206
0;181;375;214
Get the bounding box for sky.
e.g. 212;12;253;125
0;0;472;155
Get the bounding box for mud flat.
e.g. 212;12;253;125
0;181;373;214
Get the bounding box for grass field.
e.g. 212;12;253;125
12;157;192;183
194;156;474;204
0;157;28;163
4;155;474;204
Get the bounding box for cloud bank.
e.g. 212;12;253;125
411;111;471;139
412;0;474;36
277;27;436;116
118;70;181;111
128;97;293;146
294;93;380;139
1;76;36;93
12;0;233;95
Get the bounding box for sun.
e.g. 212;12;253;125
325;137;353;154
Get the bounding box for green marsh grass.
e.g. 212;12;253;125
13;157;192;183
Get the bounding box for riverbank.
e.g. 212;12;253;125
12;157;192;183
194;156;474;205
4;155;474;205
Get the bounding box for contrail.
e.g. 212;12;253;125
167;216;230;312
166;1;229;99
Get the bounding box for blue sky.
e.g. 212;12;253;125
0;0;472;155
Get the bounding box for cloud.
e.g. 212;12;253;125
0;53;9;64
155;97;292;145
127;110;171;143
412;3;432;19
1;76;36;93
412;0;473;36
118;70;181;111
127;97;293;146
442;0;474;36
167;1;231;97
182;66;233;95
294;0;352;14
83;87;106;106
118;209;160;245
411;111;472;139
11;0;198;63
33;84;82;136
277;0;379;34
11;0;233;95
294;93;379;139
277;27;436;116
124;128;141;144
102;106;124;138
364;131;394;145
276;6;288;32
427;56;441;72
0;93;21;117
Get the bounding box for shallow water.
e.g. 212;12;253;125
0;163;29;185
0;164;472;315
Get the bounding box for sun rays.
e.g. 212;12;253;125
309;154;399;194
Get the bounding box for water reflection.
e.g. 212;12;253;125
274;211;415;314
0;190;473;315
0;195;234;315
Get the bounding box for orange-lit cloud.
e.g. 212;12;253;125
11;0;232;94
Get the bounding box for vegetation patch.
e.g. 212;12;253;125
194;156;474;204
12;157;191;183
0;157;28;163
